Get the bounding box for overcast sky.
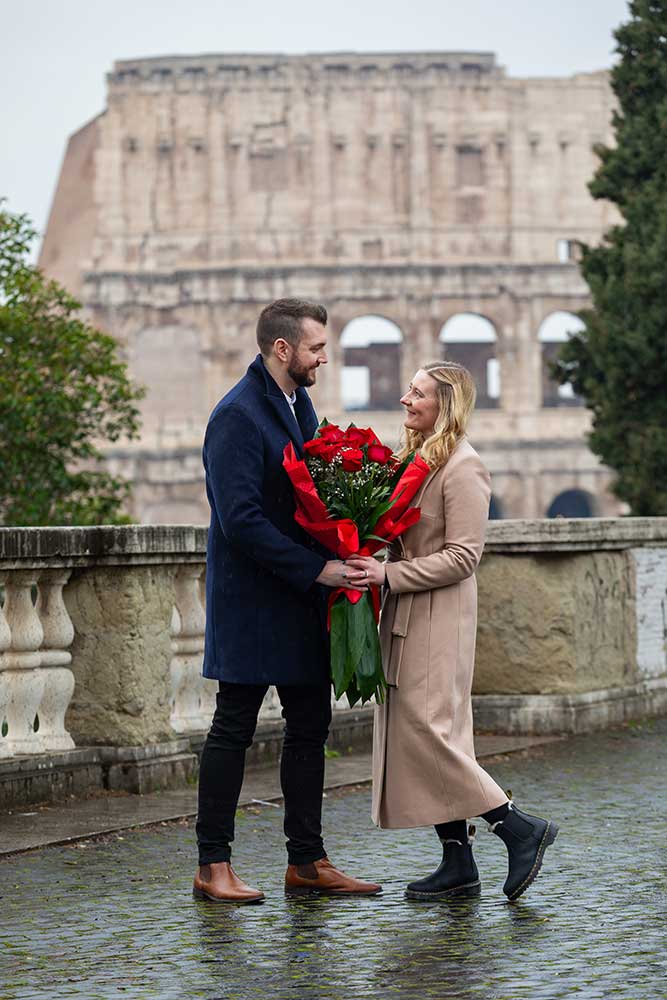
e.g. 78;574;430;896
2;0;629;240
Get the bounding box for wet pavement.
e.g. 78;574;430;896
1;720;666;1000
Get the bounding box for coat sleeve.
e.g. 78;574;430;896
384;451;491;594
204;404;327;592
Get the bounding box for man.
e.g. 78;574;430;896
194;298;381;903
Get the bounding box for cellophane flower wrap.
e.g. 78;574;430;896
283;421;430;706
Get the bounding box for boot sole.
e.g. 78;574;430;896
193;887;265;904
506;821;559;901
405;880;481;901
285;885;383;898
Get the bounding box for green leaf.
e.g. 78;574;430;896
329;593;387;706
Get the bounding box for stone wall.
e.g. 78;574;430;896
475;551;636;695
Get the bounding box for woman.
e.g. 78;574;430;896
347;362;557;901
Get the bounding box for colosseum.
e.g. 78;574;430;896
40;50;621;522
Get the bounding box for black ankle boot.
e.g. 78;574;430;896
405;826;481;900
489;800;558;901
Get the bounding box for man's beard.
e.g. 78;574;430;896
287;360;317;388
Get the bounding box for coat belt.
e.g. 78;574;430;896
391;592;414;637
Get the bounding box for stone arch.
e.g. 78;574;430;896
546;488;596;518
438;313;500;408
339;315;403;410
537;310;585;407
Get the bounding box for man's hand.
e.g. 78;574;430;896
316;560;369;590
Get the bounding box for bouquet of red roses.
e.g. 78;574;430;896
283;422;430;706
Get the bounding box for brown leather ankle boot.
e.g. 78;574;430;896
285;857;382;897
193;862;265;903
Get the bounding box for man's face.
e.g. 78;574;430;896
287;319;328;387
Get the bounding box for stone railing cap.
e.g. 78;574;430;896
485;517;667;552
0;524;208;569
0;518;666;569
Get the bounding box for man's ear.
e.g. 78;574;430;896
273;338;291;363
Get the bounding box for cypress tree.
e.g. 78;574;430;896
554;0;667;515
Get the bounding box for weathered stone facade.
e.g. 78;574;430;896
40;52;622;522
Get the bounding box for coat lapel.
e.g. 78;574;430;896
294;389;318;442
413;466;440;508
411;438;467;508
267;394;305;453
248;354;310;456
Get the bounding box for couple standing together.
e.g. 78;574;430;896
194;298;557;904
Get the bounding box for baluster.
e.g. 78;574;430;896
170;565;215;733
169;601;186;730
3;571;45;755
331;691;349;714
0;575;12;758
36;569;75;751
199;569;206;616
259;686;282;720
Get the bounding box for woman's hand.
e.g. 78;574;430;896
316;560;369;590
345;555;386;587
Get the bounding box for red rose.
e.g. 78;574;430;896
304;439;343;463
340;448;364;472
344;426;380;448
318;423;344;442
367;443;394;465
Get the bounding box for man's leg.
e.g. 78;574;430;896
194;682;267;902
196;681;267;861
278;681;382;896
277;680;332;865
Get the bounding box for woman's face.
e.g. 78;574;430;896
400;369;440;436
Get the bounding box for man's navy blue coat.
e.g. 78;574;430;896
202;354;330;686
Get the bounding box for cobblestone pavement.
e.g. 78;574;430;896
1;721;666;1000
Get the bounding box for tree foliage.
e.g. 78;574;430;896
553;0;667;515
0;204;144;526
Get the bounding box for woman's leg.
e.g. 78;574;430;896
479;795;558;901
405;820;480;900
434;819;469;843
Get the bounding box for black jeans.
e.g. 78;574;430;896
196;680;332;866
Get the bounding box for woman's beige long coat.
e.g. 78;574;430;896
372;438;507;829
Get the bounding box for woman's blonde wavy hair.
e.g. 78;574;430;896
396;361;477;471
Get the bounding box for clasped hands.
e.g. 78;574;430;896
316;556;386;591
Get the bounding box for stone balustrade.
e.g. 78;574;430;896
0;526;204;762
0;568;75;758
0;519;666;803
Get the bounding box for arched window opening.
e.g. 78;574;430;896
439;313;499;408
538;311;585;407
546;489;594;518
340;316;403;410
489;494;504;520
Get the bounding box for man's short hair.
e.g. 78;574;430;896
256;299;328;354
